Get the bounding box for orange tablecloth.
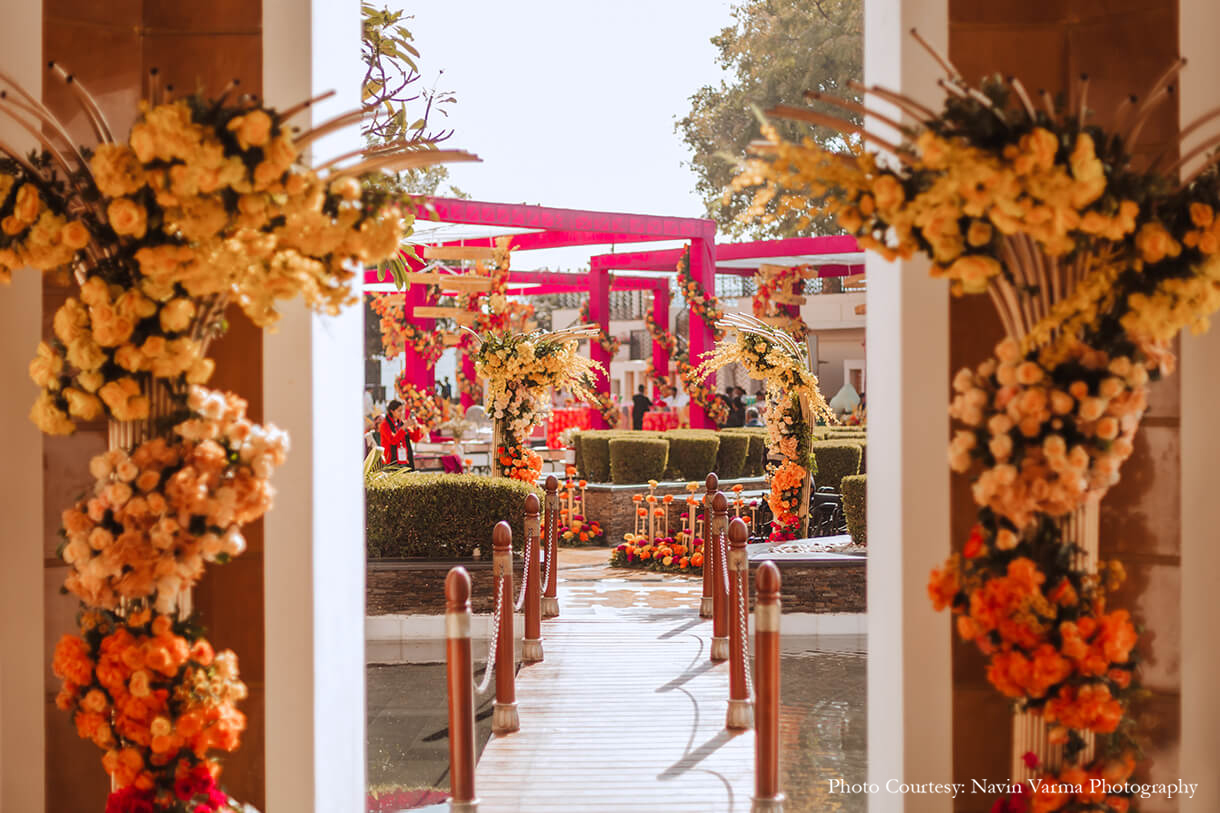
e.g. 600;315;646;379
547;408;593;447
642;410;680;431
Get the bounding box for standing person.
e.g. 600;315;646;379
631;384;653;431
744;407;764;427
724;388;746;428
380;399;419;468
442;376;453;401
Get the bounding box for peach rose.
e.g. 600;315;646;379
107;198;148;239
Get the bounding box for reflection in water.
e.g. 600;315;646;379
774;648;868;813
366;646;867;811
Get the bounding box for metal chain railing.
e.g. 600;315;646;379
514;531;532;612
540;519;555;594
737;568;754;697
474;574;505;696
717;530;731;600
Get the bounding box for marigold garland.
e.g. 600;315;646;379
394;378;448;433
577;298;622;357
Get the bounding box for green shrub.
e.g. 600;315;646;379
572;431;585;478
851;439;867;473
840;474;867;546
609;437;670;484
714;432;749;480
578;430;619;482
366;472;536;559
664;429;720;480
811;441;862;492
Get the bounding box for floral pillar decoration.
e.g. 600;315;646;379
694;314;832;541
676;242;728;427
472;325;603;482
733;40;1220;810
3;68;472;811
753;263;810;341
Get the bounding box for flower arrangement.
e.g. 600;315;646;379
610;534;703;573
473;325;604;482
577;298;622;357
60;387;281;612
727;38;1220;805
369;293;444;364
394;378;447;433
1;67;471;809
557;473;606;544
753;263;810;341
53;608;248;813
559;515;605;546
694;314;833;540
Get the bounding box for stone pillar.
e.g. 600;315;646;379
864;1;953;811
263;0;366;809
688;234;717;428
0;11;45;809
1178;1;1220;807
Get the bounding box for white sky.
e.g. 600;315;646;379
399;0;737;271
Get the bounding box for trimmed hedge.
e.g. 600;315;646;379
609;437;670;484
572;431;585;478
811;441;862;492
852;439;867;473
723;428;768;477
664;429;721;481
840;474;867;546
714;432;749;480
366;471;535;559
577;430;618;483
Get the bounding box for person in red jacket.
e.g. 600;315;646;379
380;400;422;468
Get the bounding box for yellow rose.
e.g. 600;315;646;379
28;341;64;388
872;175;904;211
58;220;91;250
1;215;24;236
159;298;196;333
64;388;103;420
966;220;993;248
186;357;215;385
108;198;148;239
946;254;1001;294
66;338;106;371
77;370;104;393
1190;202;1214;229
14;183;42;223
1134;221;1180;264
228;110;273;149
90;144;147;197
29;392;74;435
129;123;157;163
114;344;145;372
115;290;158;320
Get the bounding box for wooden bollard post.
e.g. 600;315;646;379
522;493;543;662
752;561;784;812
700;473;718;618
542;475;560;618
492;522;519;734
726;517;754;730
445;567;479;811
710;491;730;662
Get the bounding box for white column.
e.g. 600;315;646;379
0;1;45;809
1178;3;1220;808
263;0;366;810
864;1;953;811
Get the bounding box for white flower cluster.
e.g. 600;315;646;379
948;338;1149;529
